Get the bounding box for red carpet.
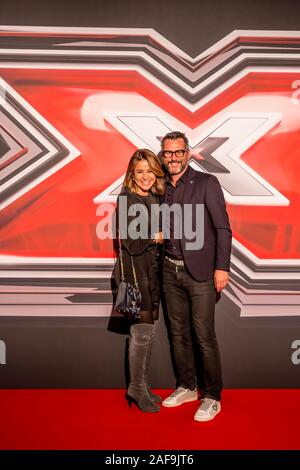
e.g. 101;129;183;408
0;389;299;450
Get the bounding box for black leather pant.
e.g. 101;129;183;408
163;258;222;401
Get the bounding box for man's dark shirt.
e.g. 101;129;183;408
164;167;191;260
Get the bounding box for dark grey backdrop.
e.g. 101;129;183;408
1;298;300;387
2;0;300;57
1;0;300;387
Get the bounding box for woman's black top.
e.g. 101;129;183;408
114;189;161;312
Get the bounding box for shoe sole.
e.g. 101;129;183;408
162;395;198;408
194;408;221;422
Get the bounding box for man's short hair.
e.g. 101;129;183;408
161;131;189;150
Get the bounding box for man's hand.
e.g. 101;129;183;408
214;269;229;292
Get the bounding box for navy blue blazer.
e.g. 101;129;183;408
164;166;232;282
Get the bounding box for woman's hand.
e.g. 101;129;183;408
153;232;164;244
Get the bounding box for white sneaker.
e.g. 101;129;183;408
194;398;221;422
162;387;198;407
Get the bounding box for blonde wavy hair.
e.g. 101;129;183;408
122;149;165;195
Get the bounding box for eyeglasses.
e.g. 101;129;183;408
161;149;187;159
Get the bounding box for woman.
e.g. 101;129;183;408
115;149;165;412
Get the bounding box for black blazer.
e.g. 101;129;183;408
165;166;232;281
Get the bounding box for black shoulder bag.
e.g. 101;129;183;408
114;246;142;320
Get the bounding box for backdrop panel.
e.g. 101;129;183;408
0;1;300;387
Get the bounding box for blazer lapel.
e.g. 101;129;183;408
182;166;197;204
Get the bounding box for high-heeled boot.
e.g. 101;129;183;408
127;323;160;412
145;325;161;403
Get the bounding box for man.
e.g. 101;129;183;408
161;131;232;422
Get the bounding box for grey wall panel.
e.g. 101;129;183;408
1;298;300;388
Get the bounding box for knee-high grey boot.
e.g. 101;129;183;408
127;324;160;412
145;326;162;403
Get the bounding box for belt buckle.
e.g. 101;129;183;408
166;256;184;266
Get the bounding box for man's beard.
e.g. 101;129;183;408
164;160;187;175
